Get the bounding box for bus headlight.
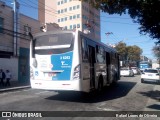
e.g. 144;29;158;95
73;64;80;80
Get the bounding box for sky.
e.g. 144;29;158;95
3;0;157;60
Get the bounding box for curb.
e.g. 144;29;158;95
0;86;31;92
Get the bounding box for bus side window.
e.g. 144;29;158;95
96;46;105;63
81;38;88;62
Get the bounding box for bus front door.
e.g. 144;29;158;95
88;46;96;89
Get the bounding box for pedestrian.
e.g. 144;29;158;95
5;70;12;86
0;69;5;86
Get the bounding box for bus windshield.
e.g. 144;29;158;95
34;33;74;54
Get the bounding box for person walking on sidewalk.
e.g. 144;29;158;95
5;70;12;86
0;69;5;86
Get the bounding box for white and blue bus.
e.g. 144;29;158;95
139;61;152;72
30;30;120;92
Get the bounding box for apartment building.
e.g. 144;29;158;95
38;0;101;41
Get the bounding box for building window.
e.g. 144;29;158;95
77;24;80;28
70;25;72;29
70;16;72;20
77;14;80;18
58;19;60;22
65;17;67;21
24;25;31;35
61;9;63;13
77;5;80;9
73;6;76;10
69;7;72;11
57;1;60;5
64;0;67;3
61;1;63;4
61;18;64;22
64;8;67;12
73;15;76;19
58;10;60;14
0;17;4;33
73;24;76;28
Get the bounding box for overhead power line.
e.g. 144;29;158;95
1;27;30;40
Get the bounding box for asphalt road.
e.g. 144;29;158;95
0;75;159;120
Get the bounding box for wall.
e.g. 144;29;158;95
0;58;18;81
0;2;14;53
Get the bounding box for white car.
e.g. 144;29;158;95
131;67;140;75
141;69;160;84
120;68;134;77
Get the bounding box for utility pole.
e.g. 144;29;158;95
13;0;20;56
105;32;113;45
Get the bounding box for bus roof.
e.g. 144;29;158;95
78;31;117;53
33;30;117;53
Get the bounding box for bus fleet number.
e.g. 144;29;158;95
61;56;70;60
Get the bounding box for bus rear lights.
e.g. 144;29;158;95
74;64;80;72
73;64;80;79
73;72;79;78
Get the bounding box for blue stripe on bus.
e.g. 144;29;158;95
51;51;73;80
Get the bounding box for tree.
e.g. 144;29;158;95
82;0;160;41
152;45;160;59
127;45;142;61
114;41;127;61
115;41;142;66
152;45;160;65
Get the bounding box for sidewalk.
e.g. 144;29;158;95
0;80;31;92
144;84;160;111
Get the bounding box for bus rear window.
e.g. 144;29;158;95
34;33;74;54
35;33;73;47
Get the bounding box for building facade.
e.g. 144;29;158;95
0;1;41;83
38;0;101;41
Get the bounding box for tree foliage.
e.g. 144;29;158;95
82;0;160;40
152;45;160;58
115;41;142;62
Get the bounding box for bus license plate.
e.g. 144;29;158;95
48;73;56;77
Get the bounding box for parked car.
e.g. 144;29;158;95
131;67;141;75
141;68;160;84
120;67;134;77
